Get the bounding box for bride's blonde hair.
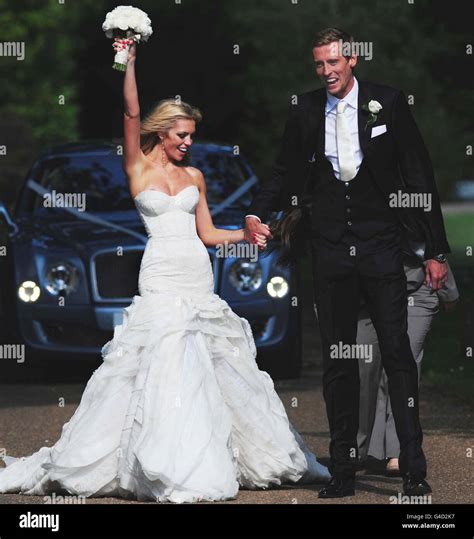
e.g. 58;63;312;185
140;98;202;155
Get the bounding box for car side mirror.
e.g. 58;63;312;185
0;201;19;237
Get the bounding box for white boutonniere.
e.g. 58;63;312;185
361;100;383;129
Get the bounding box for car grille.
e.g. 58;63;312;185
91;248;218;301
92;248;143;301
248;318;271;341
41;321;112;348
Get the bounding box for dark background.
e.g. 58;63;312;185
0;0;473;202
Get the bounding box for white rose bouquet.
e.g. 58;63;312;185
102;5;153;71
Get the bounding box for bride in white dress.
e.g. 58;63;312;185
0;42;330;503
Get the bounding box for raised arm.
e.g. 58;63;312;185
122;42;143;180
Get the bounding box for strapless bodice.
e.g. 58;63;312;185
133;185;214;297
134;185;199;240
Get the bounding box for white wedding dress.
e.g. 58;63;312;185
0;185;330;503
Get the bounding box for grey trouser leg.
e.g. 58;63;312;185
357;269;439;461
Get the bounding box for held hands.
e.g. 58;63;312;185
244;217;273;250
424;259;448;291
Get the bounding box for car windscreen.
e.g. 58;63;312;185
189;147;255;209
19;148;254;214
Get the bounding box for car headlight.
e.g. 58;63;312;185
18;280;41;302
229;260;262;293
267;276;289;298
44;262;79;296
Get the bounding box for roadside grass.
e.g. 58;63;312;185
424;211;473;405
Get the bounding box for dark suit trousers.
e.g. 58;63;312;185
310;226;427;479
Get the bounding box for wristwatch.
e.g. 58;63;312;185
433;253;447;264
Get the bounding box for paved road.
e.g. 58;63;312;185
0;293;472;506
441;202;474;214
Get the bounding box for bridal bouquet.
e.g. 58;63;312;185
102;5;153;71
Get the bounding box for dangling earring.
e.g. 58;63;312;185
160;140;167;167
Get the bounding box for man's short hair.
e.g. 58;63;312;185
311;27;354;59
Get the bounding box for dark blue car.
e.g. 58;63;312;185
0;141;302;378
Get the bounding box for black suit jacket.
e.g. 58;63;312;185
247;80;451;260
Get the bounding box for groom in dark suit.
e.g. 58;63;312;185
244;27;450;498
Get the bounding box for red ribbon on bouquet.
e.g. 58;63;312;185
113;37;134;52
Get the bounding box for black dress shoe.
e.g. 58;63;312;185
318;476;355;498
403;474;432;496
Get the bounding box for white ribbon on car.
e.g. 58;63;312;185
209;174;258;217
27;173;259;241
26;179;148;244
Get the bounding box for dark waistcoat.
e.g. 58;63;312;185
309;157;399;242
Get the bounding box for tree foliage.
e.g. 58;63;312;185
1;0;472;202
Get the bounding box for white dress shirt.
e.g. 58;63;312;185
325;77;363;180
245;77;364;222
